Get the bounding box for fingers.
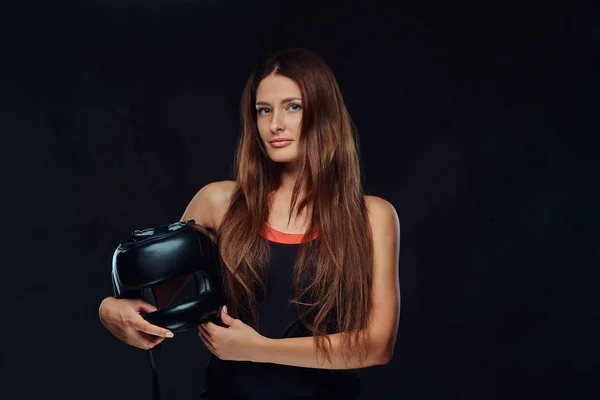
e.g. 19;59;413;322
199;323;211;338
145;332;166;348
133;299;158;314
105;298;173;350
136;318;174;339
202;321;221;334
198;326;216;354
131;301;173;337
134;332;166;350
126;309;174;349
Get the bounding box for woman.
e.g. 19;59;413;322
99;47;400;399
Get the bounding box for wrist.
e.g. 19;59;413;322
252;336;272;363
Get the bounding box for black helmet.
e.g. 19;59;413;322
111;219;222;399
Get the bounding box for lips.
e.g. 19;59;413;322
269;139;293;148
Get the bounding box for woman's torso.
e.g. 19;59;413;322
202;181;360;399
200;224;360;399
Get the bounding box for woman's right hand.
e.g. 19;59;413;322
99;296;174;350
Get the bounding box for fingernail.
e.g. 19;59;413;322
166;332;174;338
223;306;227;314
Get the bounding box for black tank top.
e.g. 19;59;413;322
200;226;361;399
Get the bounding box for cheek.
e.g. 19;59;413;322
256;121;269;140
290;114;303;135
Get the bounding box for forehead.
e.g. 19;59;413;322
256;74;302;100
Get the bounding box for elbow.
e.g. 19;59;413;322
366;325;397;366
376;346;393;365
371;334;394;366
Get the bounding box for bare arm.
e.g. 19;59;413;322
97;183;234;345
152;181;236;308
252;196;401;368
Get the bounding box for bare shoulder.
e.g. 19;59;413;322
181;180;238;232
364;195;396;217
364;196;400;276
203;180;237;215
364;195;400;233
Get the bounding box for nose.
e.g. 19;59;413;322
270;110;285;133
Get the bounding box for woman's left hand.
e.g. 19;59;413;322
198;306;266;362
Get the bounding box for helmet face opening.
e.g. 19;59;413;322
151;271;200;309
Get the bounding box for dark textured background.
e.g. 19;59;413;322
1;0;598;399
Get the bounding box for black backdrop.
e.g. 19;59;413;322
2;0;598;399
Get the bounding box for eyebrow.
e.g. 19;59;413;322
255;97;302;106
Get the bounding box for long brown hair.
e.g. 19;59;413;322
217;48;374;369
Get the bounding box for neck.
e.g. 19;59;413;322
277;161;305;197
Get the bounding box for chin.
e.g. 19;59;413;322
268;151;299;164
270;157;298;164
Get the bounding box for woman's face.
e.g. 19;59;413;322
255;73;303;164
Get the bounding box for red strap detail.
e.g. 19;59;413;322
261;224;321;244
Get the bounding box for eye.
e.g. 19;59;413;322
257;107;270;115
288;103;301;112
